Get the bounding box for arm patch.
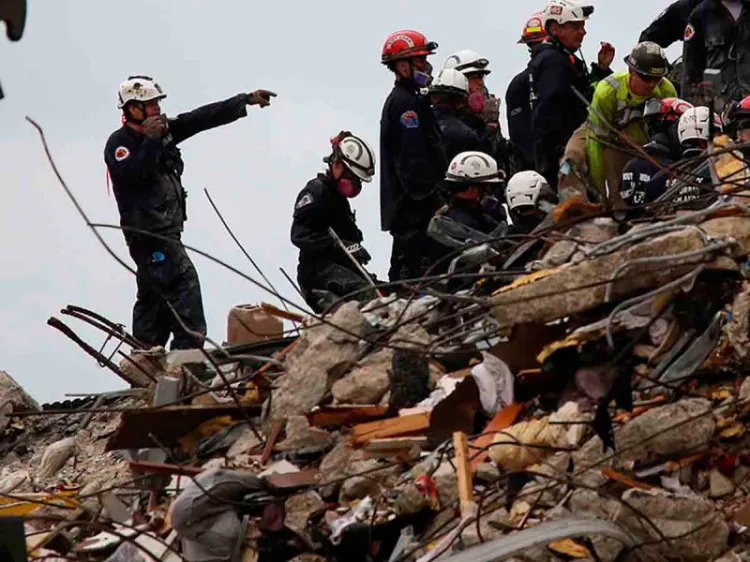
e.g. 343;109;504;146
114;146;130;161
295;193;314;210
400;110;420;129
684;24;695;41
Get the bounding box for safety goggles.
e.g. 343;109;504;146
636;72;663;84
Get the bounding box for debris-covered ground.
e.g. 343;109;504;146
10;200;750;562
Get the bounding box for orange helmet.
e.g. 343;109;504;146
518;12;548;45
381;30;438;64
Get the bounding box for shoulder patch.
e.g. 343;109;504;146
295;193;314;210
684;24;695;42
400;110;420;129
114;146;130;162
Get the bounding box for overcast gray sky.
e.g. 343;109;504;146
0;1;682;403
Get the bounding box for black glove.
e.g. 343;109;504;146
247;89;277;108
343;241;371;265
142;115;167;139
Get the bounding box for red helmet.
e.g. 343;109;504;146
643;97;693;122
381;30;437;64
518;12;548;44
727;95;750;122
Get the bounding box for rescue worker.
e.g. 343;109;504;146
380;30;447;283
427;151;506;276
442;50;510;176
619;97;694;208
506;13;549;173
585;41;677;205
621;105;718;211
723;94;750;144
291;132;377;312
505;171;559;234
684;0;750;106
430;69;482;162
530;0;615;191
639;0;702;48
104;76;275;350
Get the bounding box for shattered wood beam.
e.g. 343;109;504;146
307;405;388;428
490;216;750;327
260;302;304;324
261;420;283;465
351;412;431;446
453;432;474;518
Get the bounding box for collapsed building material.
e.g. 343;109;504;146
490;215;750;328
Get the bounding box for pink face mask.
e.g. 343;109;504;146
337;178;362;198
468;91;486;113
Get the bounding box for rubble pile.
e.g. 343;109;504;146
11;204;750;561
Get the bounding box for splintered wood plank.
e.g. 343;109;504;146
351;412;430;446
306;405;388;428
453;431;474;518
260;302;305;324
469;403;525;473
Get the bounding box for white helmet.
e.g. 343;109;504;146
506;171;550;211
542;0;594;27
678;106;723;144
330;133;376;182
429;68;469;96
117;75;166;109
445;151;503;183
442;49;491;76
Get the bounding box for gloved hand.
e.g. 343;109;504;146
142;115;167;139
598;42;616;70
247;89;277;108
344;241;371;265
482;94;501;125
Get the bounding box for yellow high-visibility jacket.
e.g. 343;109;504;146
585;71;677;190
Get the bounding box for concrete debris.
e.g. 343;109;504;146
616;488;729;561
332;348;392;405
0;370;39;432
267;301;369;423
14;208;750;562
339;456;401;501
118;346;168;387
710;468;736;498
285;491;325;538
318;440;353;500
276;415;333;452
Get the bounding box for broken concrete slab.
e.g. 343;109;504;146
226;426;262;458
616;488;729;562
268;302;370;423
491;217;750;327
0;371;39;432
318;440;354;500
331;348;392;405
574;399;715;473
276;416;333;453
284;491;325;539
710;469;735;498
118;347;168;387
339;457;401;502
